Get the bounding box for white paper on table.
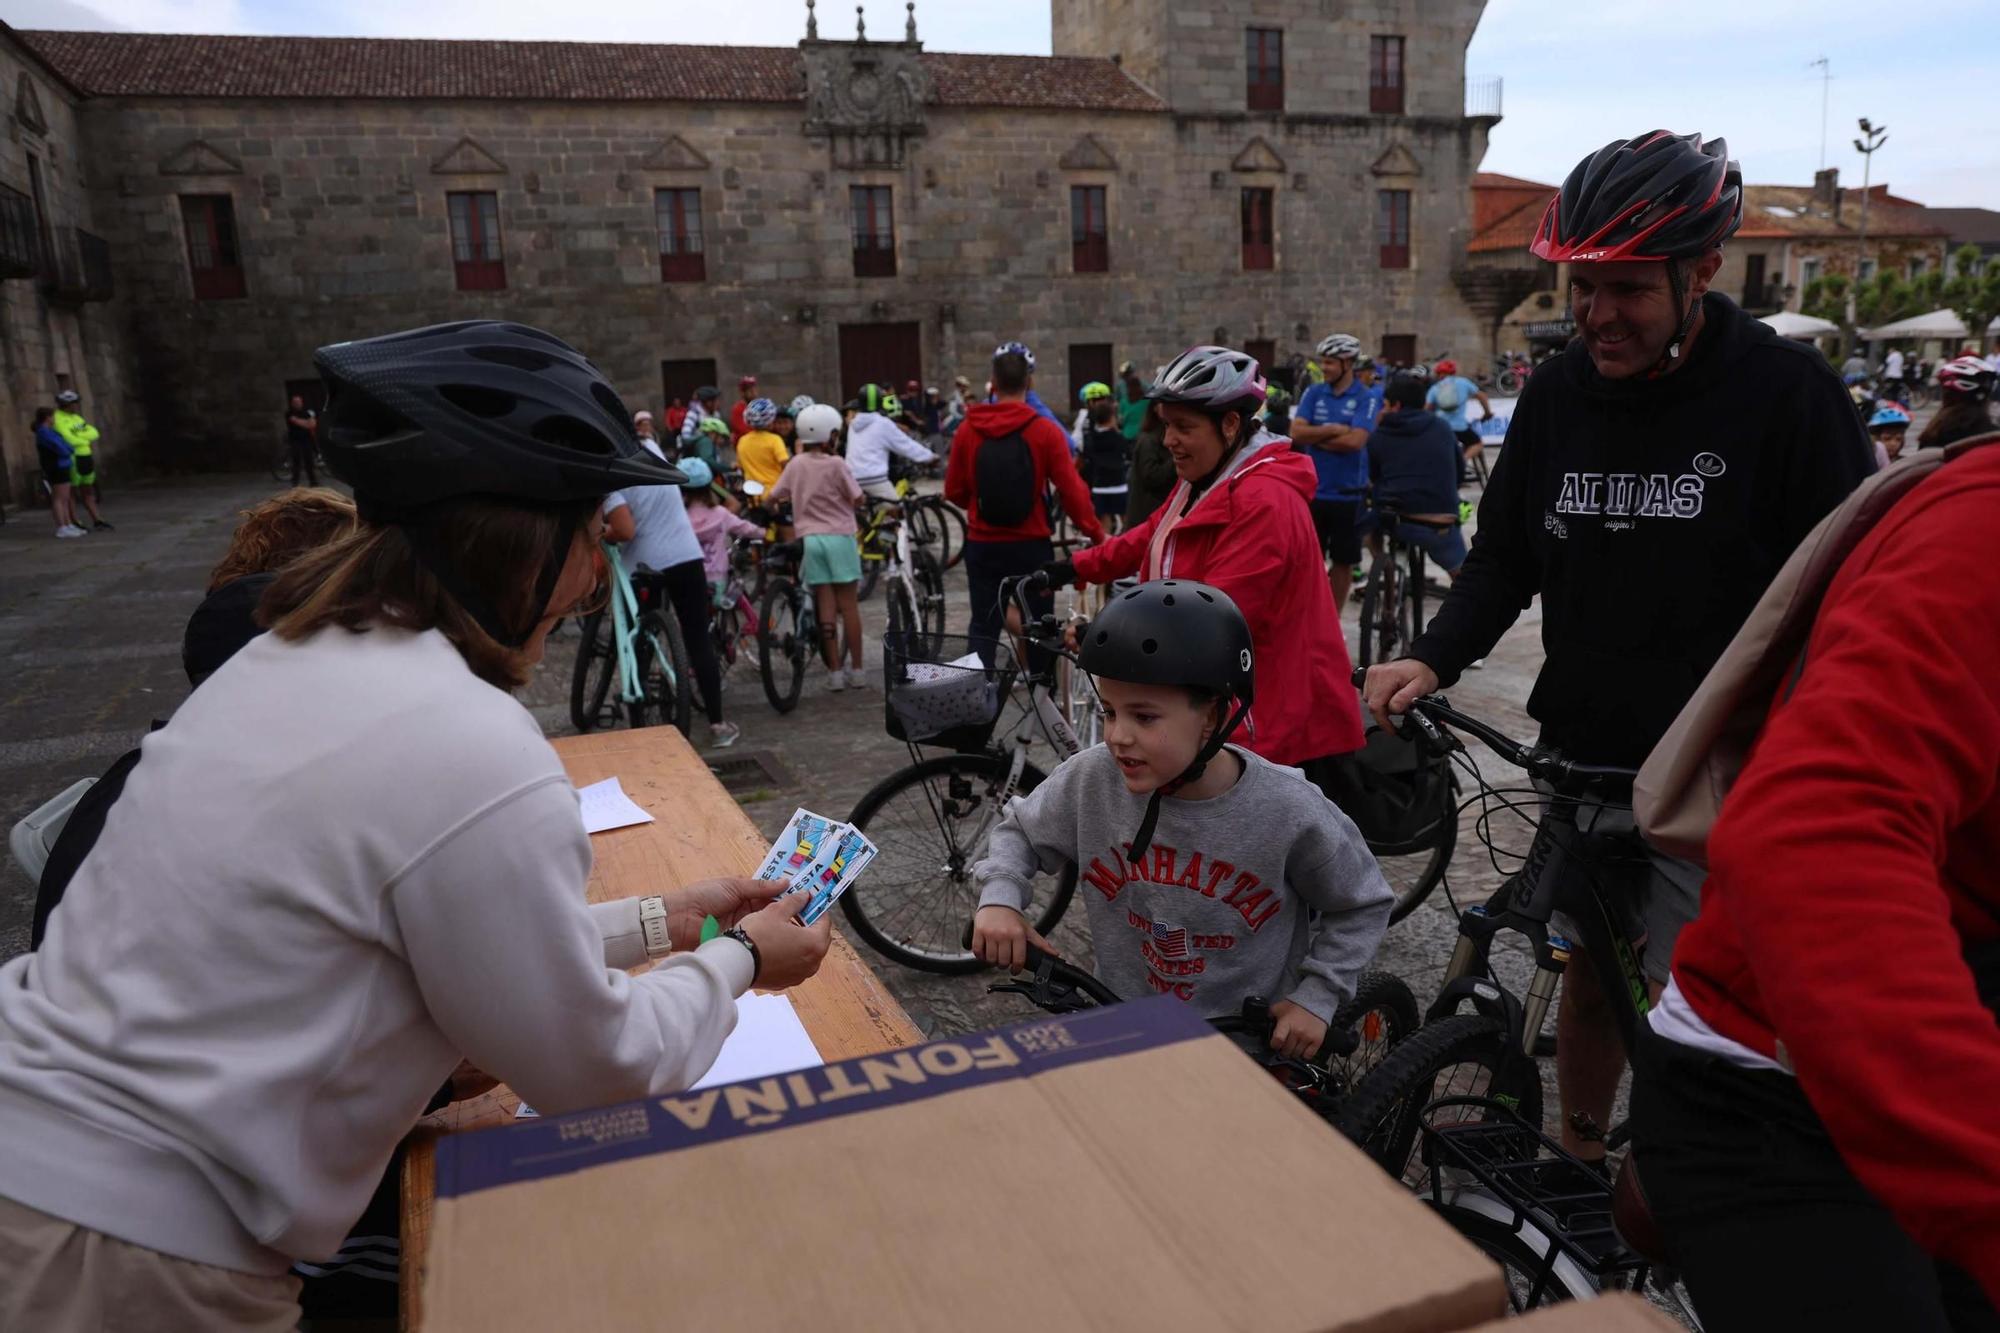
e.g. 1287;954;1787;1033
691;992;825;1090
576;776;655;834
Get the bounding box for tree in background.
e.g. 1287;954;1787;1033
1944;243;2000;348
1803;274;1850;324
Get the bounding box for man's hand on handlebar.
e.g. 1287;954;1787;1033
971;904;1057;974
1360;659;1439;732
1037;558;1078;590
1267;1000;1328;1063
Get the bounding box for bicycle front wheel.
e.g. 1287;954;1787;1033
936;501;967;570
758;579;809;714
634;608;694;735
1335;1012;1544;1186
843;752;1077;974
568;610;618;733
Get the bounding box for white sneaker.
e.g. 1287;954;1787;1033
54;526;82;539
708;721;742;748
848;665;873;690
827;669;847;693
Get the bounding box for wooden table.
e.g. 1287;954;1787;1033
399;725;923;1330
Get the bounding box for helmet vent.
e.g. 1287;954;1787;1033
1196;590;1214;603
469;345;555;372
530;415;615;455
1161;593;1175;607
589;383;630;422
1141;638;1158;655
1094;630;1109;646
439;383;517;419
1122;588;1142;601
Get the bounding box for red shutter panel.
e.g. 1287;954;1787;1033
181;195;246;300
1246;28;1284;112
1377;190;1410;269
851;186;897;278
658;189;706;283
1370;37;1405;114
1241;188;1274;271
1071;186;1109;273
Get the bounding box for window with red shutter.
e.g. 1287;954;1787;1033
851;186;896;278
656;188;705;283
1245;28;1284;112
1377;189;1411;269
1369;36;1406;114
180;194;246;300
447;191;506;291
1070;185;1109;273
1241;187;1275;271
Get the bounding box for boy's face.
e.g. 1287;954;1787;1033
1096;677;1217;795
1873;426;1907;460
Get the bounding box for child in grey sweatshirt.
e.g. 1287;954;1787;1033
974;744;1392;1038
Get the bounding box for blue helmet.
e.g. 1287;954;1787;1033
1867;405;1911;430
677;457;715;490
993;340;1036;371
744;397;778;429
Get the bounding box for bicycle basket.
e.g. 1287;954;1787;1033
1314;723;1454;855
883;633;1016;751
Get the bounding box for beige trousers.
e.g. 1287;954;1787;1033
0;1194;301;1332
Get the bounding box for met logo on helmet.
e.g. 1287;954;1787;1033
1571;249;1610;261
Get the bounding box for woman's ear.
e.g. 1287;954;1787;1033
1219;410;1242;443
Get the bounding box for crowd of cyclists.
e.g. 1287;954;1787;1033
3;125;1999;1331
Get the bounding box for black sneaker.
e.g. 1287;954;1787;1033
92;520;114;531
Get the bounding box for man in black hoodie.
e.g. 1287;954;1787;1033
1366;372;1467;576
1362;131;1873;1162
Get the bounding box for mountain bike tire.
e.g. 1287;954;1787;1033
1380;771;1459;926
634;607;694;736
758;578;809;714
1357;556;1397;669
936;501;967;570
914;550;947;653
885;575;917;645
842;752;1077;974
1325;971;1421;1101
1334;1012;1544;1184
857;546;884;602
568;610;618;733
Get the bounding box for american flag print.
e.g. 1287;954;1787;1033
1150;920;1188;958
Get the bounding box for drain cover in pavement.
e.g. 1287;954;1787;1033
706;749;797;795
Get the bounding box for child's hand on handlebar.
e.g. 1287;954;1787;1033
1268;1000;1329;1062
971;904;1056;973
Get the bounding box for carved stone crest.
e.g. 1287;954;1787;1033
801;4;930;170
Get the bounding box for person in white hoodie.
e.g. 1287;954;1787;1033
0;321;833;1332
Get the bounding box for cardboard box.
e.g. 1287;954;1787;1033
426;997;1504;1332
1464;1293;1685;1330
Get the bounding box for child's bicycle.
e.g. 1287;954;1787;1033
755;539;819;714
979;931;1422;1167
710;537;764;683
838;573;1097;973
568;543;694;735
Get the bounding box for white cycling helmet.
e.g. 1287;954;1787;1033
1148;345;1267;413
795;402;843;446
1316;333;1363;361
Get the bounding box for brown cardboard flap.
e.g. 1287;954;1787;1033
1463;1292;1684;1330
425;998;1503;1332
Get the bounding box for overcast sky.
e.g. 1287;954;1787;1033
9;0;1996;210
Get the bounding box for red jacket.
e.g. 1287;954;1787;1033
1072;440;1363;765
945;401;1105;545
1671;443;2000;1302
728;398;751;440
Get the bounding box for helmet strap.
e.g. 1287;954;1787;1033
1652;259;1703;376
1127;700;1248;861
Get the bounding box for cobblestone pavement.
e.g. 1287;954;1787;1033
0;470;1561;1106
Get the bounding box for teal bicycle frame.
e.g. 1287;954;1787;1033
603;542;675;710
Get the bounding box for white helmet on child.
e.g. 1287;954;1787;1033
795;402;843;445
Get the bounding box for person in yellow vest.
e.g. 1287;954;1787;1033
52;390;109;530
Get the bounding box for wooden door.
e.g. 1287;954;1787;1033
838;321;922;405
1067;343;1114;415
1380;334;1417;369
660;358;718;414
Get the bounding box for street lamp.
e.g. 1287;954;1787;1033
1844;117;1887;337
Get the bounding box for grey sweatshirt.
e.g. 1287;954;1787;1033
976;745;1392;1023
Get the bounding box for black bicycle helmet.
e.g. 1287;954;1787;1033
1531;131;1742;265
314;321;684;512
1078;579;1255;859
314;321;682;649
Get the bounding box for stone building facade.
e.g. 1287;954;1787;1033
0;28;125;503
6;1;1494;488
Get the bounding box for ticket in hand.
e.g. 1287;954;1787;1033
754;807;877;924
754;807;841;887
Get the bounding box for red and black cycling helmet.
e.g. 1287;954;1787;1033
1532;131;1743;264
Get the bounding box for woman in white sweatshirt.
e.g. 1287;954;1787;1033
0;322;833;1332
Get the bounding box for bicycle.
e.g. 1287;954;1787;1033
1355;500;1454;669
755;540;819;714
876;497;949;659
1333;676;1699;1317
980;933;1423;1159
567;543;694;735
839;575;1096;973
709;537;764;683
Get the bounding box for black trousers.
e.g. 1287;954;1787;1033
652;560;724;726
962;537;1052;672
1631;1029;2000;1332
288;440;318;486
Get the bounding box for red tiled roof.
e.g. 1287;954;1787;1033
1467;196;1548;254
1473;171;1555;191
1736;184;1947;241
15;30;1164;112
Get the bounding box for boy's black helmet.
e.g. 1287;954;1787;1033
1077;580;1255;705
314;320;684;514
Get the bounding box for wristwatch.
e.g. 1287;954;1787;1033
722;926;763;987
637;896;673;960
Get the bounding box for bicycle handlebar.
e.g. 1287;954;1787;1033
996;572;1077;657
1349;665;1638;789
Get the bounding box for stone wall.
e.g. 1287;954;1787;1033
77;81;1489;467
0;34;127;505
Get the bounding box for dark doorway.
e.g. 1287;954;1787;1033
1243;338;1277;382
1067;343;1114;415
661;358;719;416
1743;252;1767;308
838;321;921;405
1380;333;1417;369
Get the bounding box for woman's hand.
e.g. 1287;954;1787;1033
1268;1000;1329;1063
737;894;834;989
666;877;790;952
970;904;1053;973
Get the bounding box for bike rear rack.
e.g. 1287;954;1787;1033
1418;1095;1651;1304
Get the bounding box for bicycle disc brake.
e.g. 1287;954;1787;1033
987;955;1094;1014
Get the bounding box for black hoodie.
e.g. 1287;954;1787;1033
1408;293;1873;767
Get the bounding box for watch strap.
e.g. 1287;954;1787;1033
722;926;762;987
637;896;672;959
